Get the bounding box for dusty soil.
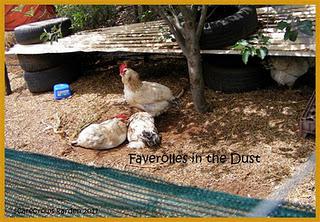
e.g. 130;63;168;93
5;55;315;207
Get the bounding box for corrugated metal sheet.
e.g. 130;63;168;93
6;5;316;57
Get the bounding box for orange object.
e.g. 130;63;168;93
5;5;56;31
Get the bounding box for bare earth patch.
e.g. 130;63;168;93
5;56;315;207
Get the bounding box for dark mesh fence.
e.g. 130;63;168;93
5;148;315;217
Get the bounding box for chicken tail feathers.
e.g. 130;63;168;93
141;130;161;147
71;140;79;146
169;97;181;109
169;87;185;108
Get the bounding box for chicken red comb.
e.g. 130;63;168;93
114;113;129;120
119;63;127;76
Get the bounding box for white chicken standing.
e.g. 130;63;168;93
268;57;311;87
127;112;161;149
119;63;183;117
71;114;128;150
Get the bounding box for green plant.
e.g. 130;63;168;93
232;34;271;64
277;16;313;41
55;5;116;32
158;26;175;42
40;24;63;44
139;10;154;22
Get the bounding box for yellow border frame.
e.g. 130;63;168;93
1;0;319;221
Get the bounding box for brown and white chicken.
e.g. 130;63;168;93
71;114;128;150
127;112;161;149
119;63;182;117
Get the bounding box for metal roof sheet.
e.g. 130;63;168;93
6;5;316;57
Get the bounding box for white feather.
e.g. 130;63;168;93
269;57;310;87
74;118;127;149
127;112;160;149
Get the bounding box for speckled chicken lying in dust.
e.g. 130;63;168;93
71;114;128;150
127;112;161;149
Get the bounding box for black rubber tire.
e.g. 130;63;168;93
200;6;258;49
203;56;269;93
17;53;73;72
14;17;72;45
24;64;79;93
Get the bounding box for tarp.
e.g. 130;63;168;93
5;148;315;218
5;5;56;31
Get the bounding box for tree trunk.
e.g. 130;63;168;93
186;45;209;113
184;20;209;113
155;5;210;113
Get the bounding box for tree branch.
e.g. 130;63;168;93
167;6;184;36
205;6;218;20
191;5;198;16
156;6;187;54
196;5;208;40
178;5;194;23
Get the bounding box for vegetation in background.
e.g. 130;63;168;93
40;24;62;44
55;5;117;31
138;9;155;22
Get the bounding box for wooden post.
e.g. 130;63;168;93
5;64;12;95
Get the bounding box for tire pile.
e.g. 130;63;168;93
200;6;269;93
14;17;79;93
200;5;258;49
203;55;271;93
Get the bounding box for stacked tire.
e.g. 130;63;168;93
200;5;258;49
18;54;79;93
14;17;78;93
14;17;72;45
203;55;271;93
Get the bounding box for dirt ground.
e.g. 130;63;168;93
5;55;315;207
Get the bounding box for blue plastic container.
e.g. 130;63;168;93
53;83;72;100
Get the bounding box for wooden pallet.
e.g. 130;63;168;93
300;92;315;138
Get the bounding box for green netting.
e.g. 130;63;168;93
5;148;315;218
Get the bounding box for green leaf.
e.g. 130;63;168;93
238;39;249;46
233;44;245;50
298;20;313;36
260;35;271;45
284;28;291;41
40;32;47;40
288;30;298;41
249;47;256;56
277;21;290;30
232;39;249;50
257;47;268;60
242;49;250;65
